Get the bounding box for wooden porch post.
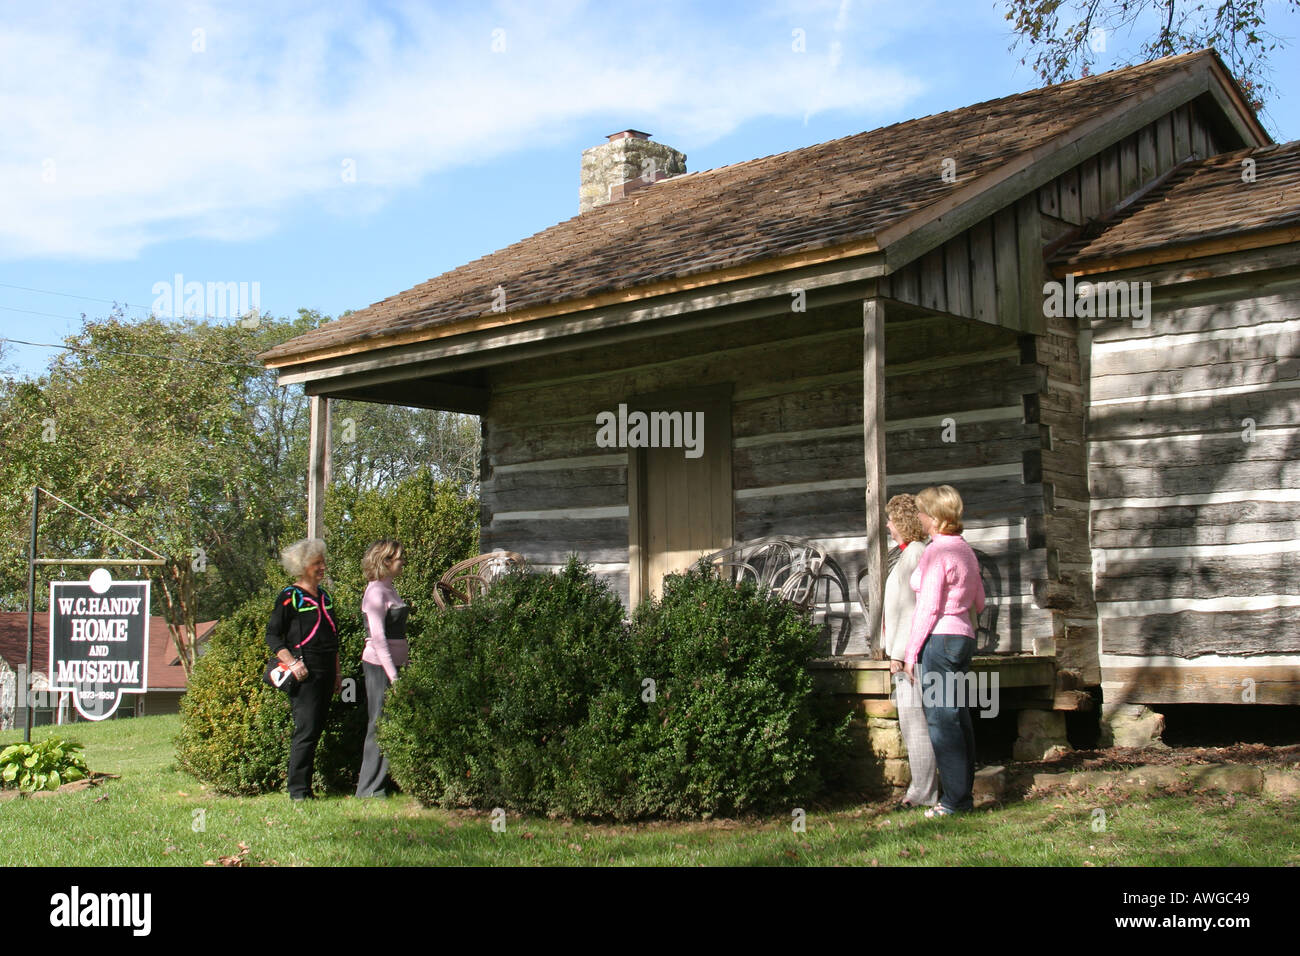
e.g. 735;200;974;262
863;298;888;653
308;395;329;540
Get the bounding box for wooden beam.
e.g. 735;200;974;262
1053;226;1300;278
1203;58;1272;147
274;269;884;389
1103;664;1300;706
307;396;328;540
309;379;490;415
863;297;888;656
264;242;883;370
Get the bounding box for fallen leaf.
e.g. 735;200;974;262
898;849;910;858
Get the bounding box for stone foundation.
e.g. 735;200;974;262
1100;703;1168;750
1013;708;1073;761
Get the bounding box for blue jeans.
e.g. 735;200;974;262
920;634;976;812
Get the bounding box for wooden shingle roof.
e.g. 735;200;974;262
1052;139;1300;271
262;50;1236;367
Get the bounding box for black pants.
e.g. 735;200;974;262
355;661;392;797
288;654;335;799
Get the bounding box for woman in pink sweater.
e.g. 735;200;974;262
902;485;985;817
355;539;410;798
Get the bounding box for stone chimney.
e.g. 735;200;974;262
580;130;686;213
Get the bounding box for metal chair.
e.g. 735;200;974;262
704;537;826;607
433;551;526;610
704;537;852;654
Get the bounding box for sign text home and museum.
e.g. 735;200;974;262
48;578;149;720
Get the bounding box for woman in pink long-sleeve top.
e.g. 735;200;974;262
902;485;986;817
355;539;410;798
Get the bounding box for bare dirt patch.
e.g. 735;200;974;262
1010;742;1300;775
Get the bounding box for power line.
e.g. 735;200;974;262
0;281;154;315
0;336;270;371
0;298;252;325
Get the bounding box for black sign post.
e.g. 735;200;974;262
48;573;150;721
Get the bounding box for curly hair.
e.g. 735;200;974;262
280;538;326;578
885;493;925;544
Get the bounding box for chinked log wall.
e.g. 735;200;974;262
1087;242;1300;706
479;298;1052;655
881;99;1227;688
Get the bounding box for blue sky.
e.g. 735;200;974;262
3;0;1299;378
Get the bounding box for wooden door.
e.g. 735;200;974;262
629;388;732;604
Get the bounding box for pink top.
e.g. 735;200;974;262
361;578;409;681
905;533;986;667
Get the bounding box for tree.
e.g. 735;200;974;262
1003;0;1299;111
0;311;313;674
0;309;484;673
330;399;481;499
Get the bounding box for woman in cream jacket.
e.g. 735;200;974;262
879;493;939;809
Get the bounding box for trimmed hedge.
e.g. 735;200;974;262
379;559;850;819
628;564;844;817
377;560;633;816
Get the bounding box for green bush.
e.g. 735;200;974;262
629;563;850;817
379;559;632;815
175;588;367;795
324;469;479;640
380;559;850;819
0;736;89;792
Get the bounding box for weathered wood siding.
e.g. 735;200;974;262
480;299;1053;654
1087;245;1300;704
879;100;1230;687
882;195;1043;334
1039;102;1220;242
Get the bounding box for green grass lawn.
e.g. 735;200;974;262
2;716;1297;866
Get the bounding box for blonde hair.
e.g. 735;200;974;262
362;539;403;582
915;485;964;535
885;493;925;544
281;538;326;578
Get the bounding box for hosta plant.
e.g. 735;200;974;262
0;737;89;792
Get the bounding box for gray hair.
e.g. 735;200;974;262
280;538;327;578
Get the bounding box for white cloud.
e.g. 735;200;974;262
0;0;924;261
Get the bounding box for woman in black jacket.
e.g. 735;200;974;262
266;538;340;801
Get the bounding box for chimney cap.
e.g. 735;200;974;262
607;130;652;142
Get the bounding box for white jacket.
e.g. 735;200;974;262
880;541;926;662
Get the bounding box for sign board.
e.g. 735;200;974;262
48;572;150;720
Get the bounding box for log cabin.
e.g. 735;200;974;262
261;49;1297;766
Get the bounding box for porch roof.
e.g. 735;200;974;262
263;50;1262;371
1051;139;1300;274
